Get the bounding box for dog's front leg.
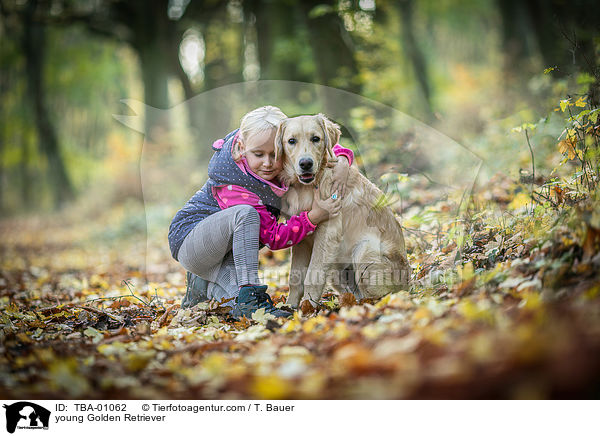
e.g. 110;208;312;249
287;238;313;308
302;220;342;307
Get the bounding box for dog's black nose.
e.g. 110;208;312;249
299;158;313;171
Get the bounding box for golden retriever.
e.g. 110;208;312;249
275;114;411;309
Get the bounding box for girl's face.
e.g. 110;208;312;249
239;129;282;181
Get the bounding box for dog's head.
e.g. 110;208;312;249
275;114;341;185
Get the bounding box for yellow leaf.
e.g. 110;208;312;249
514;323;544;363
123;349;156;371
375;293;392;308
585;135;595;147
558;138;575;159
508;192;530;210
332;322;351;340
412;307;431;322
16;332;32;343
458;299;494;323
251;308;276;325
48;358;91;396
361;323;386;339
251;375;292;399
272;249;288;262
83;326;104;344
458;261;474;281
302;315;327;334
234;324;269;342
423;326;447;345
156;326;169;336
518;292;543;311
558;138;577;160
14;354;37;369
279;345;312;362
201;353;228;375
89;274;108;289
468;333;496;363
584;285;600;300
159;339;174;350
559;99;570;112
279;313;301;333
364;116;376;129
97;341;128;356
575;96;587;107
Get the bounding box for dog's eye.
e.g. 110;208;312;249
311;136;320;143
288;138;297;145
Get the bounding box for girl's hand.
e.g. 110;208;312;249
327;156;350;198
308;186;342;225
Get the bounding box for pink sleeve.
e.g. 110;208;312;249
333;144;354;165
213;185;317;250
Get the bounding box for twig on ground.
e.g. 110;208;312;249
122;279;153;308
80;305;123;323
524;129;536;214
151;287;165;310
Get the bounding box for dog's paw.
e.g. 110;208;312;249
299;300;316;316
339;292;357;308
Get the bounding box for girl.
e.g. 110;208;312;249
169;106;353;318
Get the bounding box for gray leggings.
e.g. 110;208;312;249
178;205;261;303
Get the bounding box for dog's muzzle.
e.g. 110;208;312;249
297;157;315;184
298;173;315;184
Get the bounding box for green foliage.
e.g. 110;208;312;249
308;4;334;18
0;22;137;214
1;0;599;220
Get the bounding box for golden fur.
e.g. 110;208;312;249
276;114;411;308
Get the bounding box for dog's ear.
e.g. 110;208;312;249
326;116;342;147
274;119;288;162
317;113;341;160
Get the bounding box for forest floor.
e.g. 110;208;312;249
1;171;600;399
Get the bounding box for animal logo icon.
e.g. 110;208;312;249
3;402;51;433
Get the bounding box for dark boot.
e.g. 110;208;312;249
231;285;292;319
181;271;209;309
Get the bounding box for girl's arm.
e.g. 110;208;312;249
330;144;353;198
213;185;338;250
332;144;354;165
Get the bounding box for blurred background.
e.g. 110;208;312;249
0;0;599;278
3;1;600;401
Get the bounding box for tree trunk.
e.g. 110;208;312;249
20;136;32;209
0;45;6;213
246;0;305;81
500;0;533;54
300;0;361;90
129;0;172;141
299;0;362;118
22;0;74;207
196;12;244;145
397;0;433;121
244;0;313;103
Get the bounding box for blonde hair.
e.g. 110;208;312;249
233;106;287;161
